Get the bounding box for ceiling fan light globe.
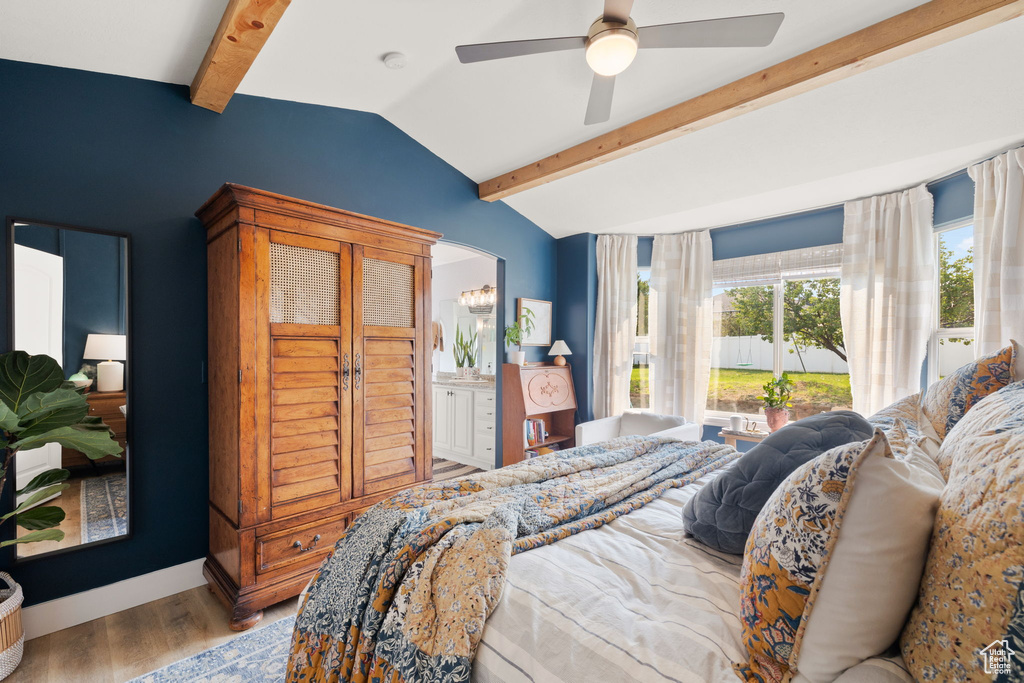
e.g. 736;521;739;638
585;29;638;76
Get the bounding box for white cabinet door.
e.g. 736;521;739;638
449;389;475;457
432;386;451;451
14;245;65;502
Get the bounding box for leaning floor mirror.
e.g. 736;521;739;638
7;218;131;559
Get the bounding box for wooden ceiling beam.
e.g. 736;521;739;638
190;0;292;113
478;0;1024;202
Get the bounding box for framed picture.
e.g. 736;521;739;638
518;298;552;346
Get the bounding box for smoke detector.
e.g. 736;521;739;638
382;52;407;70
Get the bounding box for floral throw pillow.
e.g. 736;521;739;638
920;344;1015;442
736;426;942;682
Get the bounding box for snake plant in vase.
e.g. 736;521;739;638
760;372;794;432
453;325;478;378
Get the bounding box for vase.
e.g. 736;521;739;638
764;407;789;432
508;350;526;366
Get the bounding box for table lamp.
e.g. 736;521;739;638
548;340;572;366
84;334;127;392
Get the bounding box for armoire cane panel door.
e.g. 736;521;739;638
352;245;431;497
257;230;353;522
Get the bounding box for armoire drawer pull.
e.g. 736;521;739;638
293;534;321;553
342;354;351;392
354;354;362;389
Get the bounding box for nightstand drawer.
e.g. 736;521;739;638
257;515;348;575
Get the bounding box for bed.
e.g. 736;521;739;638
473;468;914;683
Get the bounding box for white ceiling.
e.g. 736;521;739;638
432;242;496;267
3;1;1023;238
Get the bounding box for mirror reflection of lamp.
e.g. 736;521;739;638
84;334;127;392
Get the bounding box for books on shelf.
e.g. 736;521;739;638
525;444;561;459
524;418;547;447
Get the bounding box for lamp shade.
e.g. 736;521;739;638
83;334;126;361
548;340;572;356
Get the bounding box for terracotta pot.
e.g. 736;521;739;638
764;407;790;432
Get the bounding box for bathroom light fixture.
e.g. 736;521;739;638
458;285;497;315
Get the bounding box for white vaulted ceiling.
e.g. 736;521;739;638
2;1;1023;237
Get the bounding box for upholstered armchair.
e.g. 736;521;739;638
575;410;701;447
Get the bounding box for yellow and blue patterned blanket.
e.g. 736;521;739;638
285;435;738;683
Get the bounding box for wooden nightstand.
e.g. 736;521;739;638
63;390;127;468
718;430;768;448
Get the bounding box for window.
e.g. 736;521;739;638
928;221;975;383
709;246;852;422
632;269;652;409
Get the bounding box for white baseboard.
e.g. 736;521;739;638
22;557;207;640
435;450;494;471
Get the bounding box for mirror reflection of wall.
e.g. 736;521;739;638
10;221;130;559
431;244;499;377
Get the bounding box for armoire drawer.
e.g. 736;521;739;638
256;515;348;575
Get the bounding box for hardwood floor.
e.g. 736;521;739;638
9;586;298;683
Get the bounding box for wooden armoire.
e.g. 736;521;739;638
198;184;440;629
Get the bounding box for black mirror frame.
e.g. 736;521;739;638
5;216;134;562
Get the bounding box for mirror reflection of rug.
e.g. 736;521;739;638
129;616;295;682
80;472;128;543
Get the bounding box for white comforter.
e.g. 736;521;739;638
473;470;914;683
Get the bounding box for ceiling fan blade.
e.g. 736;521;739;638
584;74;615;126
603;0;635;25
456;36;585;64
637;12;785;49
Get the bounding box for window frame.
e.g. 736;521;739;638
706;274;848;427
927;217;975;386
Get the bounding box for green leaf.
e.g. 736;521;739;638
14;423;123;459
0;401;19;433
1;483;70;522
0;528;65;548
14;389;89;437
0;351;64;412
16;505;66;530
16;468;70;496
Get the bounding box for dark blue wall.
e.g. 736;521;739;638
12;224;126;378
556;234;598;424
0;58;555;605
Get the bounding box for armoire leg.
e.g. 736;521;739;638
230;607;264;631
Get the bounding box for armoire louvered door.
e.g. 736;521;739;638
259;231;353;522
352;246;430;497
200;183;439;630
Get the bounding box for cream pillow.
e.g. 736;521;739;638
736;425;944;682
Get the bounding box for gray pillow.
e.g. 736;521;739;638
618;410;688;437
682;411;874;555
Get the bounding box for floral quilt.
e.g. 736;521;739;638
285;435;738;683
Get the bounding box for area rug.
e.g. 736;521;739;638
129;616;295;682
432;456;483;481
80;472;128;543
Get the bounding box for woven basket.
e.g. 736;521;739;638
0;573;23;680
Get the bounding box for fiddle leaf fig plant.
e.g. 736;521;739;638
0;351;123;549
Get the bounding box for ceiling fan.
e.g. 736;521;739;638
456;0;785;125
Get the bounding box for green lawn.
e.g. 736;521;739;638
630;366;852;417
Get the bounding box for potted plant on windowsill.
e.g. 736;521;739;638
760;372;794;432
0;351;123;679
453;325;478;378
504;308;535;366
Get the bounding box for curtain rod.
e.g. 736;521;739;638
625;139;1024;239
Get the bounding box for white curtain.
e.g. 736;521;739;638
650;231;713;425
593;235;638;419
968;148;1024;355
840;185;935;416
